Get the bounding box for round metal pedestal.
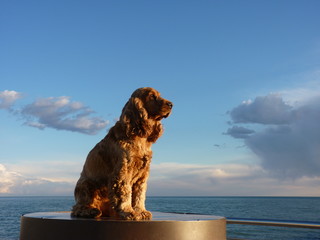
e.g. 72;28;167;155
20;211;226;240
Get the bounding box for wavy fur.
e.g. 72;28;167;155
71;87;172;220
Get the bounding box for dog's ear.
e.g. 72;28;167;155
120;97;152;138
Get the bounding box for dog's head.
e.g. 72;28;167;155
131;87;173;121
120;87;173;142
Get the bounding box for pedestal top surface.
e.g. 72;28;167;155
23;211;225;222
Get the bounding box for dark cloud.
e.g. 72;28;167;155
228;93;320;179
213;143;227;148
230;94;293;125
224;126;255;139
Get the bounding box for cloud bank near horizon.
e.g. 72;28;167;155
148;162;320;196
0;90;108;135
0;164;74;196
226;90;320;179
1;162;319;196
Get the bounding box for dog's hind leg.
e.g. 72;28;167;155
71;178;102;218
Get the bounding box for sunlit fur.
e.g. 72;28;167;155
71;87;172;220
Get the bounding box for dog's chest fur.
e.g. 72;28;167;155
128;138;152;164
124;138;152;180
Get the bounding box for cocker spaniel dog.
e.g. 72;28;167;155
72;87;172;220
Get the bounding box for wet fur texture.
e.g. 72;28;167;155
71;87;172;220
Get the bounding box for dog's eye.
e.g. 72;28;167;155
150;94;157;100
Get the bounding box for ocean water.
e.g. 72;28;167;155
0;196;320;240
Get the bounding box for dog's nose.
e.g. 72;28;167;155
167;101;173;109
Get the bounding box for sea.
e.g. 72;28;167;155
0;196;319;240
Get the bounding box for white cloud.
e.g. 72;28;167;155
0;164;21;193
0;90;22;109
0;164;74;196
0;90;109;135
21;96;109;135
151;162;263;180
148;162;320;196
25;121;46;129
5;159;82;182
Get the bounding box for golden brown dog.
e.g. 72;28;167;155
71;87;172;220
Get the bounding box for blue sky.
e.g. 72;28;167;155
1;0;320;196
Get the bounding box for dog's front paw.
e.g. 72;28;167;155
132;208;152;220
118;210;136;220
140;210;152;220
